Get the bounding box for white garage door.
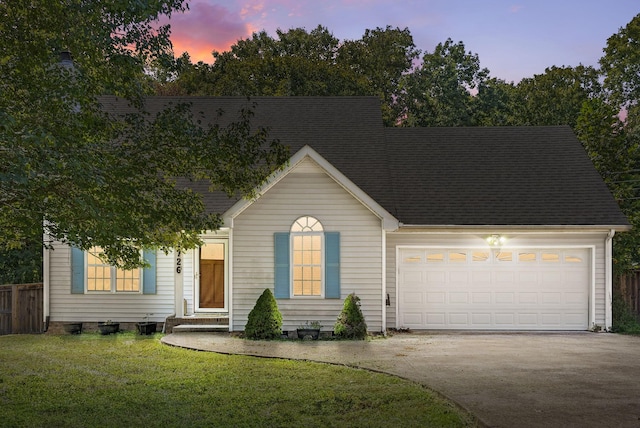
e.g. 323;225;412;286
398;248;590;330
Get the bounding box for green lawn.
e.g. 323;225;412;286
0;333;478;427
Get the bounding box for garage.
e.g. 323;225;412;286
398;247;591;330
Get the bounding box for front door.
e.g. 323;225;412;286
197;240;227;311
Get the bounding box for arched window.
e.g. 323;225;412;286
291;216;323;296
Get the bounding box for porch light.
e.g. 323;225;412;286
486;234;506;246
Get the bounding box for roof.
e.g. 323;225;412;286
385;126;629;227
100;96;629;228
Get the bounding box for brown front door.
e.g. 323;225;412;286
199;242;225;309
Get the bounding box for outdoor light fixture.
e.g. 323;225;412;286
486;234;506;246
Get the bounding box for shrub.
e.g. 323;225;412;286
334;293;367;339
612;293;640;333
244;288;283;340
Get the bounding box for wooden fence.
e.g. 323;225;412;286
615;272;640;321
0;283;43;335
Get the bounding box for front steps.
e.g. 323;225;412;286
165;314;229;333
172;324;228;333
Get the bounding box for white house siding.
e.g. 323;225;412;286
385;231;608;330
48;243;174;323
231;158;384;332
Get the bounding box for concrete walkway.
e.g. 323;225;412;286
162;331;640;427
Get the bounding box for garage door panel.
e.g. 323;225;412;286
449;271;469;284
426;313;446;325
565;292;587;304
403;312;424;326
496;313;517;325
541;313;563;325
495;271;515;283
496;292;515;303
517;313;538;325
399;248;590;330
518;271;538;283
449;313;469;325
471;313;492;325
403;291;424;305
542;293;562;304
518;293;538;304
565;313;587;325
472;292;491;303
472;271;492;283
427;292;445;303
542;271;563;284
449;292;469;303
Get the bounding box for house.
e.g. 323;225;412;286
43;96;630;333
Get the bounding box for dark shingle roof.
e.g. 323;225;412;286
385;126;629;226
100;96;629;228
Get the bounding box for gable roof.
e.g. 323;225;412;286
223;145;399;230
100;96;629;229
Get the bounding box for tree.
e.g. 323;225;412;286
470;77;517;126
511;65;601;128
155;26;419;125
337;26;420;125
399;39;489;126
596;14;640;273
0;1;287;268
205;26;355;97
600;13;640;109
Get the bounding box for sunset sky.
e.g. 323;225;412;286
162;0;638;83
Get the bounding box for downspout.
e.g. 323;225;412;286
381;228;387;335
605;229;615;331
228;228;234;332
43;235;50;332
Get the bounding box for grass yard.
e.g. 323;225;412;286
0;332;477;427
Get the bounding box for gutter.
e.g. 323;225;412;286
396;223;632;232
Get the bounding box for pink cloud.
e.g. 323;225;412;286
161;1;253;63
509;5;524;13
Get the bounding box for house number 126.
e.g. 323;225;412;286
176;251;182;274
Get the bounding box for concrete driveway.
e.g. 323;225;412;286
162;331;640;427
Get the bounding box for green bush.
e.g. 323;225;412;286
244;288;282;340
334;293;367;339
612;293;640;334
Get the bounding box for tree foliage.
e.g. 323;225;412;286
399;39;489;126
511;65;601;128
600;13;640;109
0;1;287;269
154;25;419;125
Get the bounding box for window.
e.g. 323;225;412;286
472;251;490;262
518;252;537;262
426;252;444;263
274;217;340;299
449;251;467;262
291;217;323;296
495;251;513;262
86;247;141;293
541;252;560;263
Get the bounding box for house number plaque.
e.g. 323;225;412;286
176;251;182;274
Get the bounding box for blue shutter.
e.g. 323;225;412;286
142;249;157;294
274;232;290;299
325;232;340;299
71;247;85;294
